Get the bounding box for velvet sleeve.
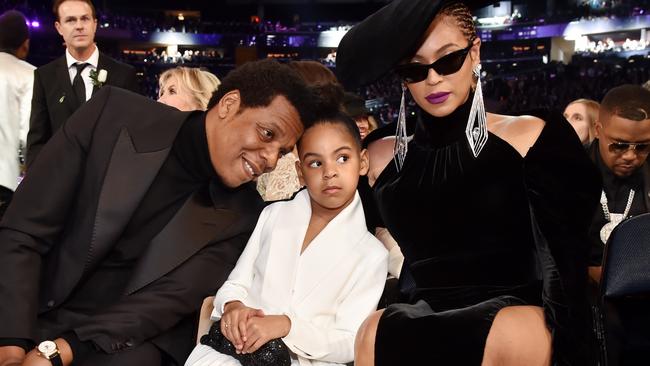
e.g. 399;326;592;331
523;109;601;365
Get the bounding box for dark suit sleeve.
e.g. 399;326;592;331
0;89;110;340
25;68;52;168
71;232;249;354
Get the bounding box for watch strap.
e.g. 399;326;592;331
48;353;63;366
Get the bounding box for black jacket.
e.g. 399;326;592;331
0;87;264;364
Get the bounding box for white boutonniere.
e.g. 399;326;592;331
89;69;108;88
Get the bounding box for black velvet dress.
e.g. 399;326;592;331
373;97;601;365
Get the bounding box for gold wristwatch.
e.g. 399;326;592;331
37;340;63;366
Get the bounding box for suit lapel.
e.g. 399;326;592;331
125;184;239;295
259;190;310;307
92;53;108;96
293;192;368;305
88;128;171;271
55;56;78;113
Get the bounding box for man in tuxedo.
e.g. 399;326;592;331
587;85;650;282
0;59;319;366
0;10;35;219
26;0;138;167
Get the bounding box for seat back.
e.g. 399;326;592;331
602;213;650;298
600;213;650;366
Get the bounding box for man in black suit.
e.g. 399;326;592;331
586;85;650;283
26;0;139;167
0;59;320;366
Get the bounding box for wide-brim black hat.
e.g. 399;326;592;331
336;0;496;89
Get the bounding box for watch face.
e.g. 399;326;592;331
38;340;57;356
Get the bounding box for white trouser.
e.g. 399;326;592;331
185;344;242;366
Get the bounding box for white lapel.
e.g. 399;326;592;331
258;190;310;311
293;190;368;305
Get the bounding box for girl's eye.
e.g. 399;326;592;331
336;155;349;164
308;160;321;168
169;88;176;95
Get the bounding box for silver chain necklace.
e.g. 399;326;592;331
599;189;635;244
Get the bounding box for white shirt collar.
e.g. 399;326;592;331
66;45;99;68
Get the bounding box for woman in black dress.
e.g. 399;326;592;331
336;1;601;365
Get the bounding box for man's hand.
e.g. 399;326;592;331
0;346;25;366
221;301;265;353
241;315;291;354
21;339;72;366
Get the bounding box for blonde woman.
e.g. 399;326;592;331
158;66;220;111
564;98;600;144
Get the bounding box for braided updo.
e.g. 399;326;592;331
439;2;477;42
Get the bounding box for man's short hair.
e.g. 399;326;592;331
601;84;650;122
53;0;97;21
207;59;320;128
0;10;29;53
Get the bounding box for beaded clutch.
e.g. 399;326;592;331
200;320;292;366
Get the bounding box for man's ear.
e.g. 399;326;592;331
359;148;369;176
54;21;63;37
595;120;603;136
295;160;306;187
217;90;241;119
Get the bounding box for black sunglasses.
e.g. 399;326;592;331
608;141;650;154
395;44;473;83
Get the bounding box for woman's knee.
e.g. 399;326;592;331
355;309;384;365
482;306;551;366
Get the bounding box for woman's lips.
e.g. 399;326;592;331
425;92;451;104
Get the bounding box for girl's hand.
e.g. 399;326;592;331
221;301;265;353
241;315;291;354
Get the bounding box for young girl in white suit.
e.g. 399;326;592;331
186;112;389;366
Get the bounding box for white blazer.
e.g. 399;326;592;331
0;52;34;191
211;189;388;366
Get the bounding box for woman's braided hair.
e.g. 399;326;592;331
440;2;477;43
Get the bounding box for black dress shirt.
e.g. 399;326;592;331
588;145;647;265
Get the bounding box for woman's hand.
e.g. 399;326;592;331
221;301;265;352
241;315;291;354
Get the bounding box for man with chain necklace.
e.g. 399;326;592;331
587;84;650;282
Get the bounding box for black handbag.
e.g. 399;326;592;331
200;320;292;366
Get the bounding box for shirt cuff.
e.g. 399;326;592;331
0;338;33;353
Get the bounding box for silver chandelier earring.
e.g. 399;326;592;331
394;84;408;171
465;64;488;157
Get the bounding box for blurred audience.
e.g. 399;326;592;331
343;92;378;141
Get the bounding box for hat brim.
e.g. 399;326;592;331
336;0;497;89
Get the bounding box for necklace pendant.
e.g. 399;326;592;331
600;213;624;244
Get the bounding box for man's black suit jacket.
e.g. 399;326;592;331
0;87;264;364
26;52;139;167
